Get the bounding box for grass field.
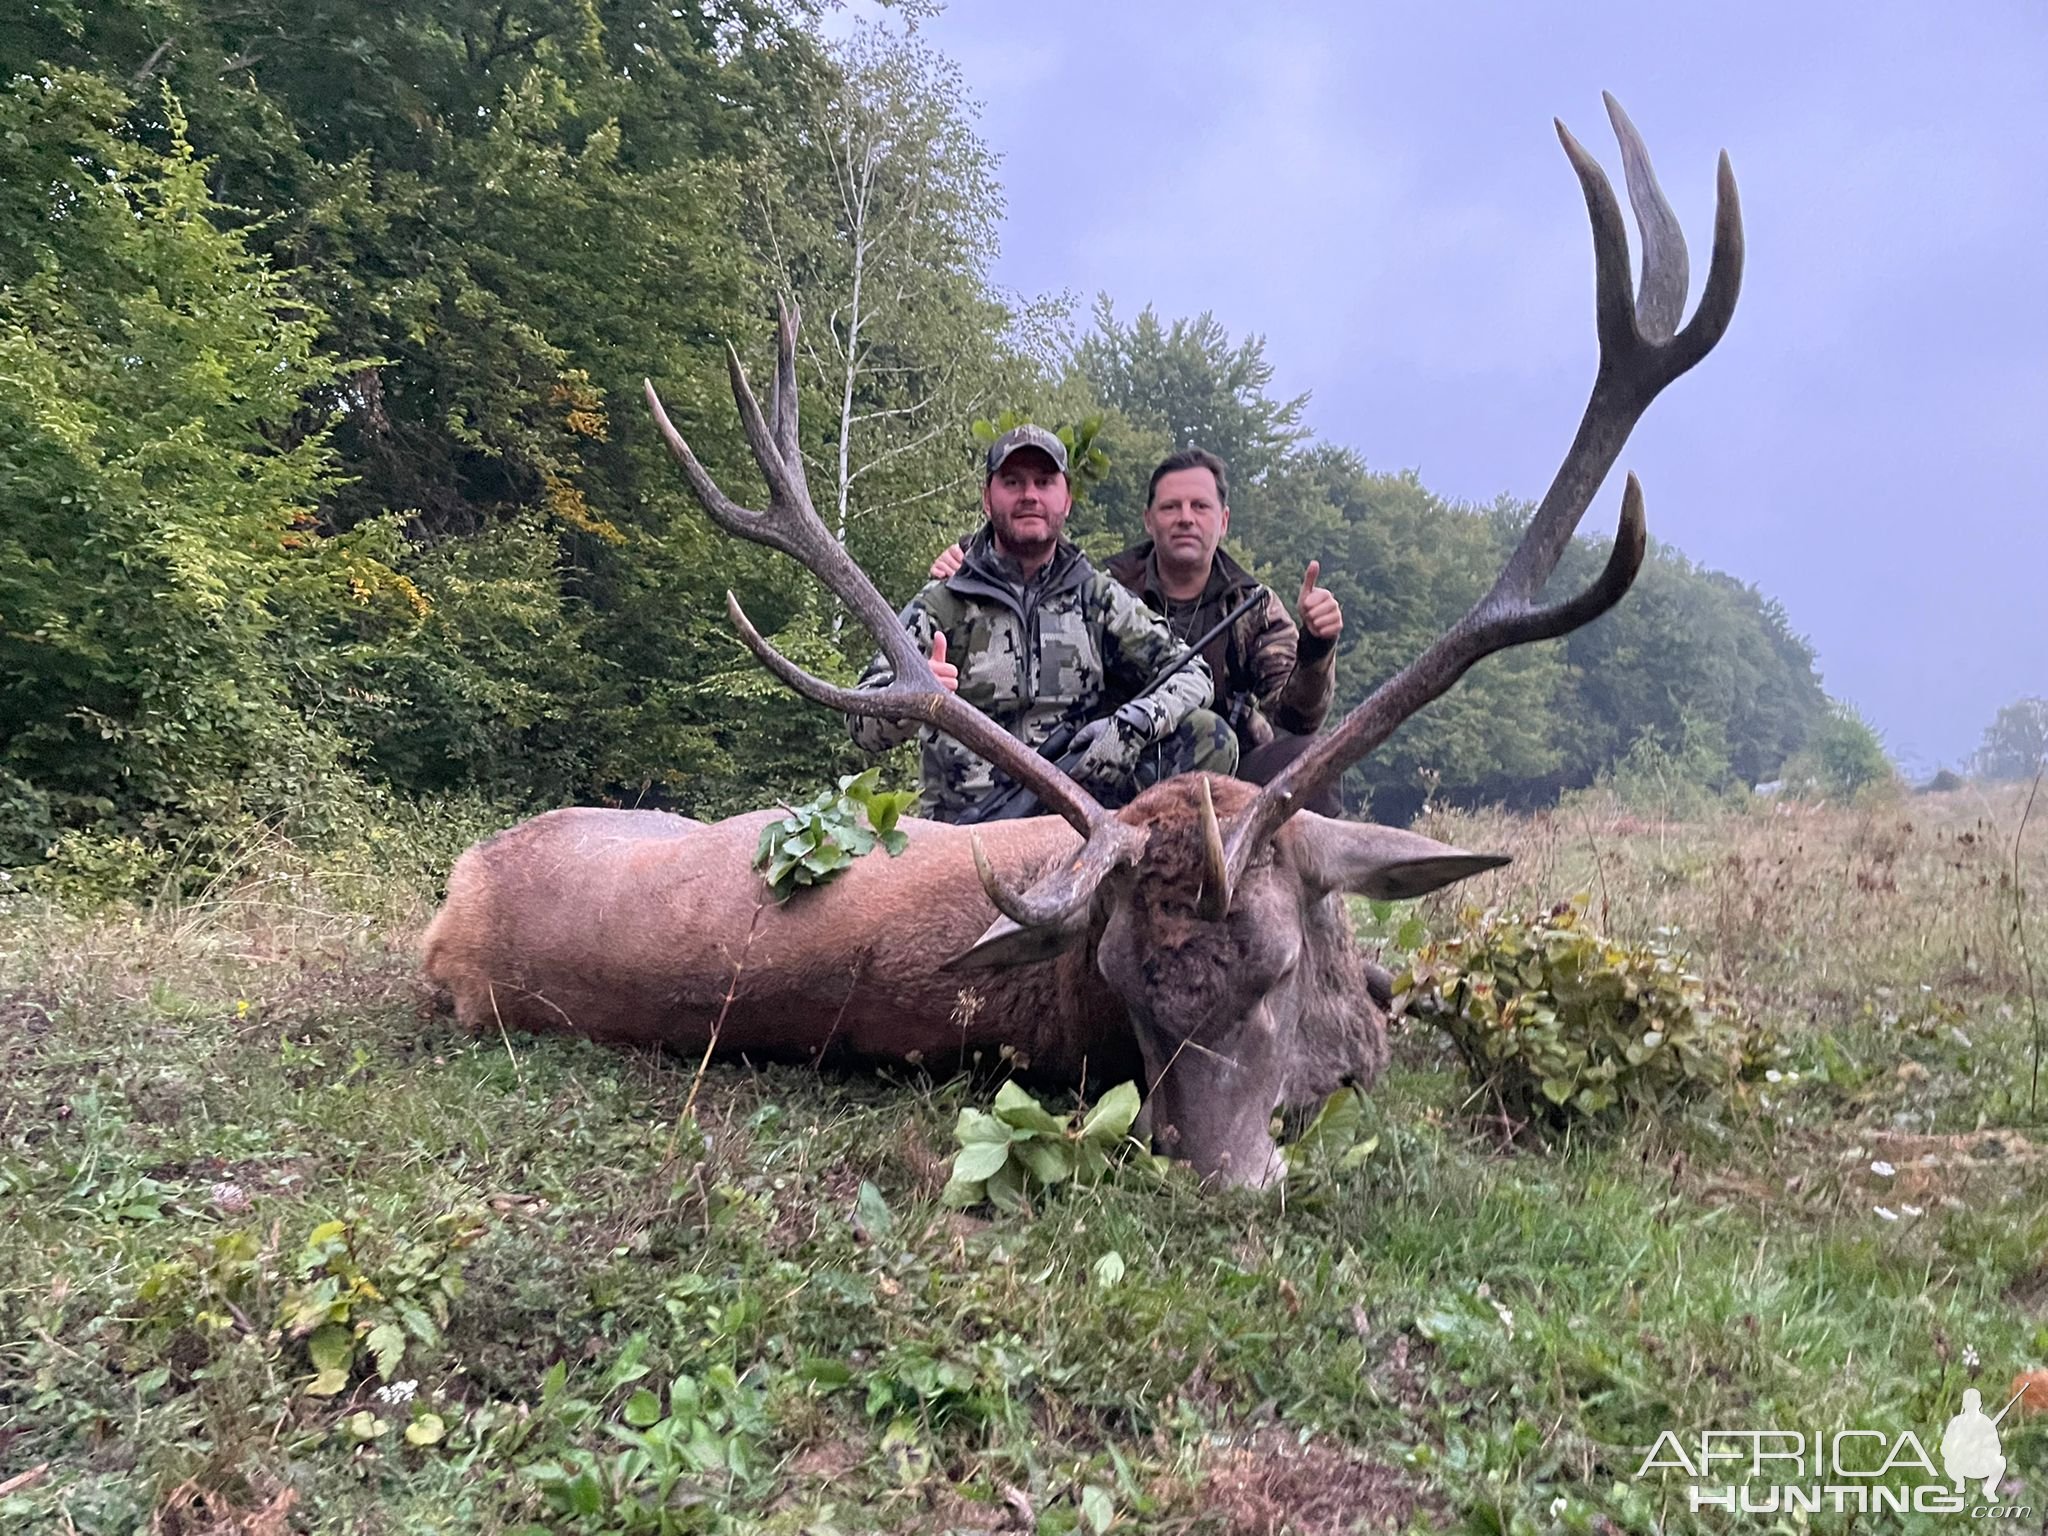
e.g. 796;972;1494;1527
2;784;2045;1534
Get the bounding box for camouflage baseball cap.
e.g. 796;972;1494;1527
984;424;1069;479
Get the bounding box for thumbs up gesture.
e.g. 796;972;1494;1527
1297;560;1344;642
928;629;960;693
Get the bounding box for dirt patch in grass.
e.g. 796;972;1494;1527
1189;1428;1434;1534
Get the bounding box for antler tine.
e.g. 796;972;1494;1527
1213;99;1743;907
769;299;800;463
971;820;1149;932
1605;93;1687;344
646;311;1109;839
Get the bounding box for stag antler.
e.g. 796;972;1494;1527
1207;94;1744;909
643;304;1121;866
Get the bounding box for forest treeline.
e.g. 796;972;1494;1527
1;1;1852;869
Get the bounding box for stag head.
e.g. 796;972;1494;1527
644;95;1742;1186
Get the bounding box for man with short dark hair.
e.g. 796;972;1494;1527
851;427;1237;822
931;444;1344;809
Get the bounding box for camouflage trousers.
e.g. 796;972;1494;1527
1095;708;1239;809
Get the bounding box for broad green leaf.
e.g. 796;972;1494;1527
564;1470;605;1516
307;1323;354;1375
1338;1134;1381;1171
1013;1138;1071;1186
798;1357;853;1390
1079;1081;1141;1144
405;1412;445;1446
345;1410;387;1441
951;1141;1011;1183
865;791;918;837
1081;1484;1115;1533
623;1388;662;1427
955;1108;1010;1145
1092;1251;1125;1290
984;1158;1030;1214
993;1081;1066;1136
941;1172;987;1209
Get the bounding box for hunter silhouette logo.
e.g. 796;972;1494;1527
1942;1388;2026;1499
1637;1384;2034;1519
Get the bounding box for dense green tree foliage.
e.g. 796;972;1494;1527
1;7;1846;868
0;74;401;862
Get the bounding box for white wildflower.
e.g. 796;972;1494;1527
1765;1069;1784;1084
374;1380;418;1406
208;1182;251;1214
1901;1204;1924;1217
1550;1494;1568;1518
1964;1345;1981;1368
1875;1206;1899;1221
1870;1160;1896;1177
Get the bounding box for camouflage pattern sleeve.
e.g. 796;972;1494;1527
1097;577;1214;741
1249;587;1337;735
848;590;941;755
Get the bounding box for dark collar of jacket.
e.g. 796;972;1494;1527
945;524;1094;620
1105;539;1261;609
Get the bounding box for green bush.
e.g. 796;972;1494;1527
1400;895;1773;1136
1785;702;1895;800
943;1081;1144;1211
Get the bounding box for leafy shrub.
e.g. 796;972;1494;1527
1400;895;1772;1136
1785;702;1895;800
280;1210;487;1396
520;1337;774;1532
753;768;918;900
943;1081;1144;1211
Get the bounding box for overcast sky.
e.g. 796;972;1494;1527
846;1;2046;776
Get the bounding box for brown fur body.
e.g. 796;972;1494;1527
420;804;1142;1083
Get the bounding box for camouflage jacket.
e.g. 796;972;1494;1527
1105;541;1336;751
852;528;1215;820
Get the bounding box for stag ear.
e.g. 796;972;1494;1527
943;911;1091;972
1286;815;1510;900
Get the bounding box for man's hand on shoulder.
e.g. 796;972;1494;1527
1298;559;1343;642
930;541;967;581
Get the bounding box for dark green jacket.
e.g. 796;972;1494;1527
1106;541;1335;750
852;528;1213;820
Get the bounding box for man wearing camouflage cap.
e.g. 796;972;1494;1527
850;426;1237;822
931;444;1345;815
